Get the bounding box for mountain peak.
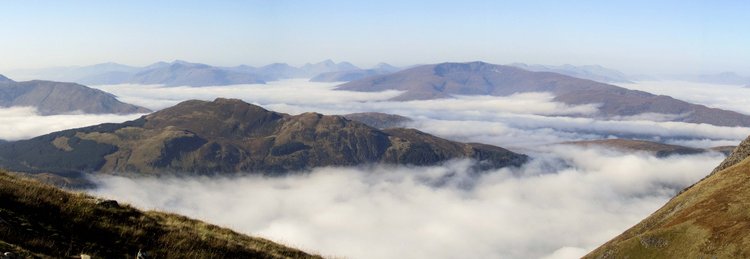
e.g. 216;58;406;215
0;99;527;174
432;61;500;74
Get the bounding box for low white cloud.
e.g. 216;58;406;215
408;117;749;149
87;80;750;149
93;80;403;111
0;79;741;258
0;107;143;140
611;112;690;122
617;80;750;115
89;147;725;259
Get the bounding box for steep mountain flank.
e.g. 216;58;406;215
584;135;750;258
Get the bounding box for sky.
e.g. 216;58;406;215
1;0;748;75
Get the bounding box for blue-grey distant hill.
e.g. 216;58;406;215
125;61;267;87
0;74;13;83
310;63;402;82
10;60;367;87
0;74;150;115
337;61;750;127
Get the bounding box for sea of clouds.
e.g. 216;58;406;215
1;79;747;258
90;147;724;259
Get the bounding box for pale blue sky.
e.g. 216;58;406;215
1;0;748;75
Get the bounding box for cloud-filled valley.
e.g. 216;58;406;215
89;147;725;259
1;78;746;258
87;79;750;149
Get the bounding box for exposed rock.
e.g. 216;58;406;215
711;135;750;174
95;199;119;209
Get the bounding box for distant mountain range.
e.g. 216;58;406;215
310;63;402;82
0;98;527;175
126;61;266;87
0;75;150;115
8;60;402;87
337;61;750;127
585;136;750;258
510;63;634;83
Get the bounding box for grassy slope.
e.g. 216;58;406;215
584;146;750;258
0;171;320;258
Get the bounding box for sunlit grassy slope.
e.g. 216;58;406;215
0;170;321;258
584;137;750;258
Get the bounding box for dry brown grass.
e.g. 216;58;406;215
0;170;321;258
584;152;750;258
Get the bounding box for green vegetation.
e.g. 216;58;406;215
0;170;320;258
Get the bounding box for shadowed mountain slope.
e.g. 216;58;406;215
584;136;750;258
0;170;320;258
0;78;150;115
0;98;526;175
337;61;750;127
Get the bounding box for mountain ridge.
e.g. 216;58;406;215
509;63;634;83
337;61;750;127
0;98;527;175
10;60;372;86
0;78;150;115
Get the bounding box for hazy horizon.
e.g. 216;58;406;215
1;1;748;75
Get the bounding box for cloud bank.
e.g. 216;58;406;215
89;147;724;259
0;79;738;258
617;80;750;115
86;80;750;149
0;107;143;141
